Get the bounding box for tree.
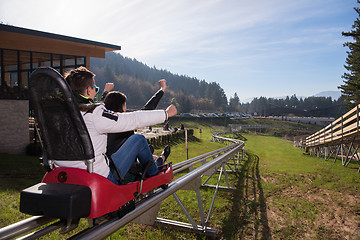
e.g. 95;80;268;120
339;0;360;109
229;92;240;112
91;51;229;112
174;91;195;113
205;82;228;110
197;98;215;111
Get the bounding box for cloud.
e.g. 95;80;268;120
0;0;356;100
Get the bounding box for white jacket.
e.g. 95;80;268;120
54;104;167;177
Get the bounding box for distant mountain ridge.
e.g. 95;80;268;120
241;91;341;103
312;91;341;99
90;52;342;115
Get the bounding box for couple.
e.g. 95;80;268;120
54;66;177;185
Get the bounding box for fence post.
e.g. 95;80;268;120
341;116;343;139
357;105;359;132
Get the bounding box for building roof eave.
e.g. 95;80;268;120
0;24;121;52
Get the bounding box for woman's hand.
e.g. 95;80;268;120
165;104;177;118
104;83;114;92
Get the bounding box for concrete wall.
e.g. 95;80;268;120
0;100;29;154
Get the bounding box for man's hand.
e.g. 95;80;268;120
104;83;114;92
165;104;177;118
159;79;167;91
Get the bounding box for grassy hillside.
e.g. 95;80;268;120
241;134;360;239
170;116;322;138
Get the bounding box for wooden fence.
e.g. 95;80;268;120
148;129;193;148
306;104;360;147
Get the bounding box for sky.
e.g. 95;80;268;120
0;0;357;102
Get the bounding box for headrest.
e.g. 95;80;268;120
29;67;94;161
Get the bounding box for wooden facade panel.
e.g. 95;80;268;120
0;31;105;58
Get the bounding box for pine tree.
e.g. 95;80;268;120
229;92;240;112
339;0;360;109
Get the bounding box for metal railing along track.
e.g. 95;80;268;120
0;136;245;239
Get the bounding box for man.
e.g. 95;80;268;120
54;66;177;184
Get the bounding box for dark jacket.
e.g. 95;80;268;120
106;89;164;156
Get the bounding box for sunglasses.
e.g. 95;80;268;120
91;85;99;93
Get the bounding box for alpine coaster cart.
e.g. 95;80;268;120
18;67;174;235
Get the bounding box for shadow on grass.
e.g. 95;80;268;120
0;153;45;191
220;152;271;240
329;157;360;172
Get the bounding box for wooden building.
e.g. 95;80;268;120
0;24;121;154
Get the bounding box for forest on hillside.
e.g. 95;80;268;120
90;52;227;113
239;95;346;117
90;52;345;117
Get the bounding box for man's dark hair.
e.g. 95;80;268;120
64;66;95;95
104;91;127;112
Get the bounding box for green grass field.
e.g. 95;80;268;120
1;120;359;239
242;134;360;240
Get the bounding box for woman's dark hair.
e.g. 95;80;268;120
104;91;127;112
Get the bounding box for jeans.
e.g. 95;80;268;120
107;134;161;184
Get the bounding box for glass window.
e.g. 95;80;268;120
3;49;17;67
64;67;73;73
32;62;39;69
52;54;61;67
20;51;31;70
43;61;51;67
0;49;87;99
23;72;30;89
33;52;51;67
7;65;17;71
65;56;75;66
77;57;85;66
9;72;18;87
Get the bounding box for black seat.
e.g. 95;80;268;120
28;67;94;165
20;67;94;219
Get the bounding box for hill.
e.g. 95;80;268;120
313;91;341;99
242;91;341;104
239;95;346;118
90;52;227;112
90;52;345;117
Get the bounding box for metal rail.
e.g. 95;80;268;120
0;216;54;240
70;141;244;239
0;136;245;239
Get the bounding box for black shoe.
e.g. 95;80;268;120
161;145;171;162
155;157;164;167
